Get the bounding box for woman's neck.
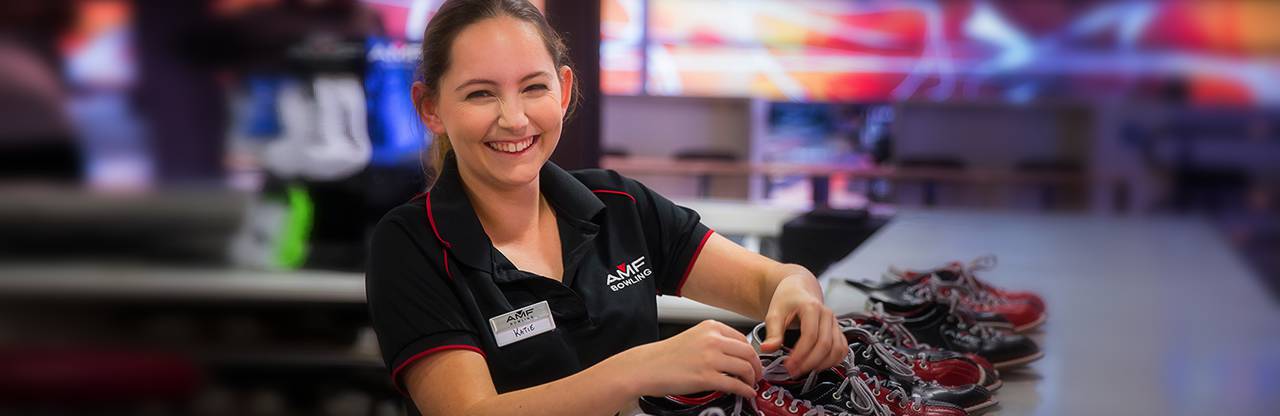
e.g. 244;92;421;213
458;169;546;244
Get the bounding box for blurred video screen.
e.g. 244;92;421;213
602;0;1280;106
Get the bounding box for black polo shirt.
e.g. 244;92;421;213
366;155;713;400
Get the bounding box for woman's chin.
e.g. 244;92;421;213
486;164;542;188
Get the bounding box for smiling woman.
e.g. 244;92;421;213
410;1;577;190
365;1;846;416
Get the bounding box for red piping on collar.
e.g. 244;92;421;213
442;247;453;280
591;189;636;204
424;191;452;249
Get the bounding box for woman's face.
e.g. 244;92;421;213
419;16;573;191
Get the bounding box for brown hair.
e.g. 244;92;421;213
412;0;579;186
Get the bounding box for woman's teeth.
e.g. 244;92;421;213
486;136;535;153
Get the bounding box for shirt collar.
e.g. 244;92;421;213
424;154;605;272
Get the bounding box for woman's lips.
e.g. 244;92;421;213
485;135;539;154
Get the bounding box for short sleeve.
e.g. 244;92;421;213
622;178;714;297
365;213;483;395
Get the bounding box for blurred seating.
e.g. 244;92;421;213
0;347;203;410
895;156;967;207
1015;158;1084;211
780;208;889;276
1173;167;1251;216
673;149;739;198
602;147;630;158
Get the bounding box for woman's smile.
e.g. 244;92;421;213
483;134;540;156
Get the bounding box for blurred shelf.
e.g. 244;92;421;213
603;156;1087;185
198;348;383;370
675;198;803;237
654;295;754;325
0;263;365;303
0;184;247;227
0;263;753;324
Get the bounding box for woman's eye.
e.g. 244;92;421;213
466;90;494;100
524;84;549;93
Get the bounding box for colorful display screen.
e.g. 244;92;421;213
603;0;1280;105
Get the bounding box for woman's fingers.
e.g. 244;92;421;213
687;320;764;397
795;309;835;374
705;320;746;340
760;309;788;353
708;371;757;398
700;321;764;382
712;352;758;388
686;313;849;394
824;319;850;369
718;334;764;382
786;303;821;375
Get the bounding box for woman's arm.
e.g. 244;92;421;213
404;320;764;416
678;232;847;376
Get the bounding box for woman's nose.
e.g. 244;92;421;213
496;96;530;132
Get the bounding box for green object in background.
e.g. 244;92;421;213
276;185;314;269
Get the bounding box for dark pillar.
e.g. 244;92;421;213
134;0;228;184
544;0;602;170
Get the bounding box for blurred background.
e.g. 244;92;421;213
0;0;1277;415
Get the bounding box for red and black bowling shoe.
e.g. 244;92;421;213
887;256;1046;331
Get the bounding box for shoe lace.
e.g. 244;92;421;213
864;304;927;350
707;395;750;416
695;406;730;416
896;255;1002;305
927;272;1009;307
845;327;915;379
889;254;995;283
837;316;932;374
835;353;922;415
868;375;924;413
958;255;1000;295
902;280;937;303
759;353;862;416
936;292;1004;340
809;351;894;416
965;254;998;274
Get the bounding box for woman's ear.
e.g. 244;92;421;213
412;81;446;135
558;65;574;113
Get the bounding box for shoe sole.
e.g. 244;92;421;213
965;399;999;414
976;320;1015;330
992;351;1044;369
973;365;1000;391
983;378;1003;392
1013;313;1047;333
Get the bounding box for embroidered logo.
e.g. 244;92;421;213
606;256;652;292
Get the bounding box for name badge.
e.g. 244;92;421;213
489;300;556;347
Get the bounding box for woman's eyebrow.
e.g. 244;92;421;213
454;71;551;92
519;71;552;82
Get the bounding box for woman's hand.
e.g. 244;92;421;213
758;272;848;377
609;320;763;398
671;233;846;379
